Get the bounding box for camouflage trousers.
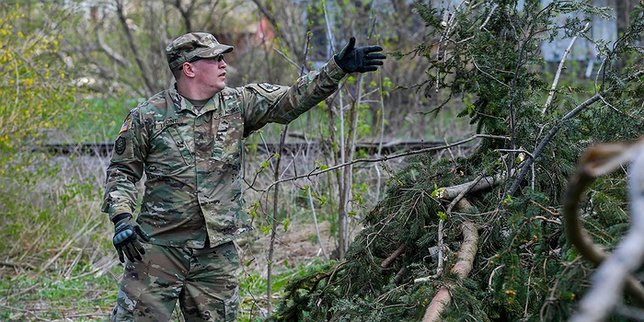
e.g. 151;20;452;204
111;241;240;321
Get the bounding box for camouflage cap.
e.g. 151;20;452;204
166;32;233;70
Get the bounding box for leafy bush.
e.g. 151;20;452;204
0;2;110;271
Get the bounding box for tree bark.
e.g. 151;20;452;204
114;0;156;96
422;220;479;322
381;244;405;269
438;172;508;200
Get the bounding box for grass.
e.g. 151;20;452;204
58;97;139;144
0;260;314;321
0;269;116;321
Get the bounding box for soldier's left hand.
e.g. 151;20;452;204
334;37;386;73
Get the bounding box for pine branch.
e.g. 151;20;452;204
507;69;644;197
542;22;590;115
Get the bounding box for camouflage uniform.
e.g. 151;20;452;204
103;32;346;321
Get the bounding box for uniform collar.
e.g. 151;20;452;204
167;84;220;116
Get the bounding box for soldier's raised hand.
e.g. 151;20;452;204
334;37;386;73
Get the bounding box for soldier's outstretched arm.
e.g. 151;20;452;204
241;37;386;137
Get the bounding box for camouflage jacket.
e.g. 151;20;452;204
102;58;346;248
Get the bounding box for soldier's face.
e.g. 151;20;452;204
192;56;228;93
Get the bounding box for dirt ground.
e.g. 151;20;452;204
239;220;336;278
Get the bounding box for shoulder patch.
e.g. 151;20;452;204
115;136;127;155
257;83;280;93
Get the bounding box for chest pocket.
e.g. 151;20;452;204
212;112;243;163
167;126;194;165
149;119;194;170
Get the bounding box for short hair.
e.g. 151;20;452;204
172;67;183;80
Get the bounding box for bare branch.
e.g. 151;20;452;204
95;24;127;67
170;0;196;31
308;186;329;260
262;134;509;192
381;244;405;269
272;46;300;70
542;22;590;115
479;3;498;31
114;0;155;95
439;172;508;200
250;0;300;61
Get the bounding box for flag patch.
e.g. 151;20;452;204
119;117;131;134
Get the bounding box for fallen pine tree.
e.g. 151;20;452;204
269;1;643;321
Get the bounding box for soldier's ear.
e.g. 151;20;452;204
181;62;197;78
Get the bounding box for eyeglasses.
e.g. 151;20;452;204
188;54;224;64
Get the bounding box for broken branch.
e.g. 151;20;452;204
422;221;479;322
439;172;509;200
542;22;590;115
381;244;406;269
507;69;643;197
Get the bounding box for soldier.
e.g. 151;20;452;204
102;31;385;321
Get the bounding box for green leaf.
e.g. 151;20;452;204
315;161;329;171
354;192;364;205
248;201;260;219
431;187;445;198
346;75;356;85
382;77;393;89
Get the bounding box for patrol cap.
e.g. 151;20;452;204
166;32;233;70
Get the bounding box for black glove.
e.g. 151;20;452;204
112;213;150;263
334;37;386;73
